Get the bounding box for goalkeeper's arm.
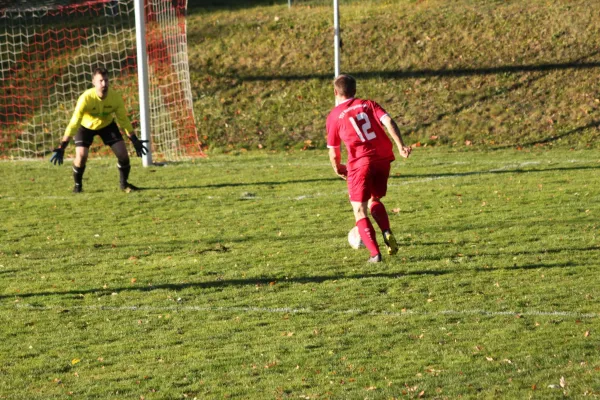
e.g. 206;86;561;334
128;133;149;157
50;135;71;166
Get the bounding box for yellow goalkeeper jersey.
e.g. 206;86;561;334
64;88;134;137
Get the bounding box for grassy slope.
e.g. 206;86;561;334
188;0;600;151
1;148;599;398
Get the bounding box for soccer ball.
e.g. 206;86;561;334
348;226;364;249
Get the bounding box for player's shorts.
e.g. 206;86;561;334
347;159;391;202
74;121;123;148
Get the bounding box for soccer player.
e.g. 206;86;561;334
50;67;148;193
326;74;412;263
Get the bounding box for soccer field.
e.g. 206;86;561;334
1;148;599;398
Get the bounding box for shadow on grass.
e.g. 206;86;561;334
139;163;600;191
413;245;600;263
0;269;17;275
491;246;600;260
492;120;600;149
0;269;448;300
475;261;578;272
396;164;600;181
215;60;600;83
140;176;340;190
408;51;600;141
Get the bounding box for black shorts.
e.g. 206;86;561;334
74;121;124;148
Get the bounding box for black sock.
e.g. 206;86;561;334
118;162;131;188
73;165;86;187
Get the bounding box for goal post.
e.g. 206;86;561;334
134;0;152;166
0;0;204;161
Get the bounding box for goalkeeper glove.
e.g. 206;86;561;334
50;141;69;166
129;134;149;157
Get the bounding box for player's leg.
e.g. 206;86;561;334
368;197;390;232
72;127;93;193
100;122;138;191
369;196;398;255
351;201;382;262
110;141;137;191
367;161;398;255
348;164;381;262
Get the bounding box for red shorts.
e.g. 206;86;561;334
347;159;391;202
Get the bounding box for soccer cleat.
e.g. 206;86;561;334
383;230;399;256
367;253;382;263
72;184;82;193
121;183;140;193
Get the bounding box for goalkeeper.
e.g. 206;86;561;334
50;67;148;193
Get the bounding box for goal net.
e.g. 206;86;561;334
0;0;203;161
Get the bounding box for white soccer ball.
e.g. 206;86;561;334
348;226;364;249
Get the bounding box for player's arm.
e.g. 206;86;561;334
115;94;148;157
328;146;347;180
63;93;88;140
50;93;87;165
326;114;347;179
381;115;411;159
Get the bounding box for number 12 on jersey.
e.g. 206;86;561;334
349;112;377;142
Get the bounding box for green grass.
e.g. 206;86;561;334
188;0;600;151
1;147;599;398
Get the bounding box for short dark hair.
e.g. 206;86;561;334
93;67;108;78
334;74;356;97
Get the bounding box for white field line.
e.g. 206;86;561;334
12;304;598;319
2;160;594;201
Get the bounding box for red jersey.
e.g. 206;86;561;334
326;98;395;170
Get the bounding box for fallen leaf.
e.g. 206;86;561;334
584;330;590;337
560;376;566;388
71;358;81;365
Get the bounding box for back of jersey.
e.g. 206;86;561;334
326;98;394;169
